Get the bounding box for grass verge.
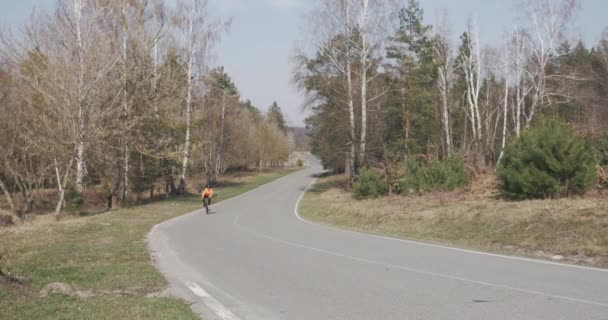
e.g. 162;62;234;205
0;168;299;320
300;174;608;268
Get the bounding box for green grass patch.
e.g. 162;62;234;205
0;168;299;320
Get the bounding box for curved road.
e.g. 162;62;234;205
149;164;608;320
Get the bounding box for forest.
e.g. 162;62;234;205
0;0;294;219
296;0;608;198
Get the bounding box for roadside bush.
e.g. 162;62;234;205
591;131;608;166
398;158;425;193
353;168;388;199
497;117;596;199
65;186;84;210
399;156;469;193
598;166;608;189
587;131;608;189
297;159;304;167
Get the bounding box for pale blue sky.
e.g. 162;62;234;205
2;0;607;125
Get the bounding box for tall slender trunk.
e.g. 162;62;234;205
153;40;160;119
439;67;452;156
347;58;356;182
122;23;130;202
358;0;369;165
497;80;509;167
54;158;74;218
74;0;86;193
516;83;522;136
0;177;14;213
53;155;65;213
179;4;197;194
359;63;367;165
473;22;483;153
466;87;477;146
214;90;227;182
180;86;192;193
344;0;357;183
75;133;85;193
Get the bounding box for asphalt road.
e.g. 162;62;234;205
149;164;608;320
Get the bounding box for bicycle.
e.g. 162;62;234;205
203;197;211;214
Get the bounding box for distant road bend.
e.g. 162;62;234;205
149;161;608;320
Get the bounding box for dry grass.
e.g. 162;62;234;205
300;174;608;268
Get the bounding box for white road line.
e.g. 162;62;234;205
185;281;241;320
294;175;608;274
233;217;608;309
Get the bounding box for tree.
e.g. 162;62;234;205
298;0;359;181
267;101;287;133
519;0;581;127
433;10;455;156
385;0;438;157
457;21;483;155
353;0;393;165
498;117;596;199
174;0;229;194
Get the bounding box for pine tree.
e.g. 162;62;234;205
497;117;597;199
384;0;439;157
267;101;287;133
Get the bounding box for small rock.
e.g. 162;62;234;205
72;290;96;298
551;255;564;261
145;288;172;298
102;289;138;296
40;282;74;297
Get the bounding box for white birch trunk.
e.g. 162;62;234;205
122;17;130;201
498;80;509;166
179;2;197;192
215;90;227;181
472;24;483;151
344;0;357;180
153;40;159;119
358;0;369;164
359;60;367;165
461;19;483;153
54;158;74;218
438;67;452;156
516;83;522;136
434;12;453;156
74;0;86;193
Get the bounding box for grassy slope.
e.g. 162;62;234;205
0;169;298;320
300;175;608;268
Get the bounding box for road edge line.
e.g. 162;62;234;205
185;282;241;320
293;175;608;274
148;168;307;320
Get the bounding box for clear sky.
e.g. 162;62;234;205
2;0;608;126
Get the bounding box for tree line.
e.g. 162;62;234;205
0;0;293;218
296;0;608;185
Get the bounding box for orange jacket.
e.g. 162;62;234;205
202;188;214;198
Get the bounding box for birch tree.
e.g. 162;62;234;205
298;0;358;181
433;11;455;156
353;0;392;164
457;19;483;154
508;28;531;136
520;0;581;127
174;0;227;194
497;36;510;165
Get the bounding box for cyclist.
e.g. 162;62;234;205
201;184;214;214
